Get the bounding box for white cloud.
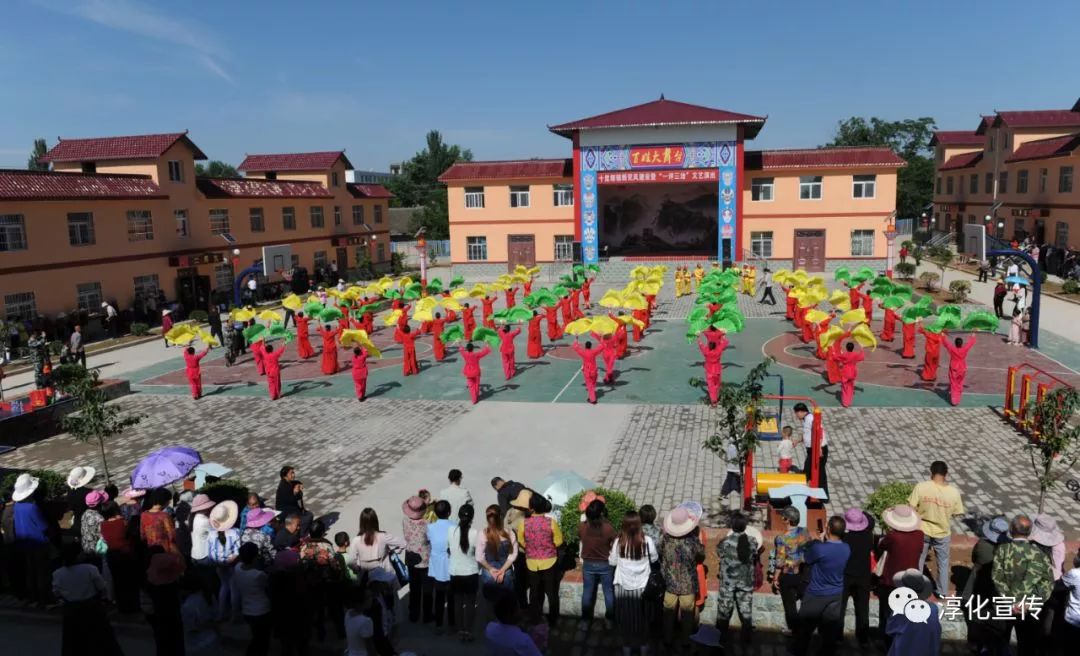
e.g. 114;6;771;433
35;0;232;82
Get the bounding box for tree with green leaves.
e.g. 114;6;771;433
825;117;936;219
195;160;239;178
1028;387;1080;513
27;138;48;171
386;130;473;239
51;365;144;483
928;246;954;288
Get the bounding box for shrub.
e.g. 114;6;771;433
188;310;209;324
130;322;150;336
390;252;405;275
894;262;917;280
0;469;70;501
48;340;64;356
558;487;638;548
948;280;972;303
1062;280;1080;295
197;478;249;506
865;481;915;527
919;271;940;291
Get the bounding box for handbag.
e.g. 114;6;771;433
389;550;410;586
642;541;665;603
95;537;109;556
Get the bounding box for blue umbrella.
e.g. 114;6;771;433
131;446;202;489
1005;275;1029;286
534;470;597;508
193;462;231;489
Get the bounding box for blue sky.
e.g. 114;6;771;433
1;0;1078;170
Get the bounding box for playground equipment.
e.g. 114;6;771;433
756;373;785;440
1003;363;1073;439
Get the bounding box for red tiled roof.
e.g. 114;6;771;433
993;109;1080;130
929;131;984;147
0;169;166;201
938;151;984;171
237;151;352;172
974;115;996;135
743;147;906;171
549;97;766;139
195;177;333;199
346;183;393;199
39;132;207;162
1005;133;1080;164
439;159;573;182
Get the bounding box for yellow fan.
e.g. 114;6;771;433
616;314;645;329
196;329;220;347
828;290;849;306
629;265;650;280
839;308;868;328
339;329;370;346
526;266;541;277
807;276;825;287
818;325;844;351
326;288;341;299
412;308;434;323
488;282;508;292
281;294;304;312
598;290;624;309
415;297;438;313
306;294;322;304
514;265;529;275
397;276;413;289
164;325;196;346
496;274;512;285
562;318;594;335
589;316;619;336
468;286;488;298
231;308;256;322
636;281;661;296
850;323;878;351
383;309;403;326
438;298;463;311
620;292;648;310
342;286;364;301
258;310;282;322
832;298;852;313
510;273;529;284
804;309;830;324
450;288;470;300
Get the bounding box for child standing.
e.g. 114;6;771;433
778;426;796;473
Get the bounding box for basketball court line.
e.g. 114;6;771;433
552;369;582;403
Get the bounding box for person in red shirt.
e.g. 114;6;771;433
264;342;286;400
545;303;561;341
861;292;874;323
901;319;917;359
459;342;491;404
942;334;976;406
570;288;584;320
559;295;573;327
614;316;628;359
391;297;404;312
572;339;604;404
183;345;210;400
481;295;497;329
351;347;369;401
799;307;815;343
835;342;865;407
498;325;521;380
338;303;352;330
397;325;419;376
918;325;943;381
523;279;533;296
581;277;593;306
702;325;727;348
881;306;897;342
631;308;647;342
440;293;458;322
811;314;835;360
824;337;843;385
430;312;447;361
462;303;477;340
597;332;618;384
644;294;657;328
505;285;518;309
394;304;411;342
527;311;544;359
848;282;864;310
295;312;316;359
784;286;797;321
698;332;728;405
360;306;375;335
317;324;342;375
707;302;722;318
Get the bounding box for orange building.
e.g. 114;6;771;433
930;97;1079;271
0;132;391;321
441;97;904;277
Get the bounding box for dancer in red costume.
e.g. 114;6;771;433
459;342;491;404
570;288;585;320
697;332;728;405
527;311;544;359
351;347;369;401
183;345;210;400
360;304;375;334
523;279;533;295
707;302;722;318
317;323;341;375
559;295;572;326
793;302;805;330
784;286;797;321
703;325;726;347
644;295;657;328
901;319;917;359
631;308;647;342
835;342;865;407
505;285;517;309
481;295;497;329
598;332;618;384
498;325;521;380
393;304;411;342
338;303;352;330
545;303;561;340
942;335;976;406
825;337;843;385
572;339;604;404
582;277;592;306
848;282;863;310
295;312;316;359
251;332;267;375
918;324;943;381
264;342;285;400
462;303;477;339
430;312;447;361
396;324;419;376
881;306;897;342
799;307;815;343
861;292;874;323
811;313;835;360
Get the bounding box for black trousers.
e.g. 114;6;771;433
432;579;456;627
805;445;829;497
209;323;224;344
994;297;1005;318
73;350;86;368
244;613;273;656
528;566;560;625
778;571;807;631
794;593;843;656
759;286;777;305
978;269;989;282
841;576;871;644
513;551;529;607
1007;616;1045;656
283;309;295;329
406;562;434;622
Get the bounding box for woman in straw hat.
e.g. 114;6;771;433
205;500;241;621
876;504;925;639
659;505;704;651
401;495;433;624
12;472;54;605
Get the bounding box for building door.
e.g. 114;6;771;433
175;270;211;312
1034;219;1046;243
507;234;536;273
793;229;826;272
335;247;348;276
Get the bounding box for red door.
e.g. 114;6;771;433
507;234;536;273
793;229;826;272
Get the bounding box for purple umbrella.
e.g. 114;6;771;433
130;446;202;489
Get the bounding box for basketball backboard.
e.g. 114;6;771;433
963;223;986;261
261;244;293;278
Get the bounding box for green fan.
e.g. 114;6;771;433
710;318;741;334
448;275;465;289
586;264;601;273
687;306;710;325
470;326;501;349
318;306;344;323
855;267;876;281
711;307;745;333
686;317;711;343
491;308;512;322
924;314;958;333
882;295;906;310
505;307;533;323
572;265;585;276
901;305;931;323
382;289;402;300
834;267;851;284
442;324;465;343
426;279;444;295
552;285;569;297
356;303;378;315
891;284;914;301
937;304;962;319
266;325;294;343
559;276;583;289
402;288;421;301
243;324;266;342
962;310;1000;332
302;301;324;317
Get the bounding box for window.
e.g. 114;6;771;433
466;236;487;261
209;208;230;235
314;251;328;269
133;274;159;299
213;262;234;290
76;282;103;312
1055;221;1069;248
1016;169;1029;194
751;177;774;201
1039;168;1048;193
174;209;189;237
0;214;27;251
377;242;385;261
945;176;954;195
509;185;530;208
553;184;574;207
249;207;265;232
852;174;876;199
354;246;366;264
970;174;978;194
1014;218;1026;236
290;254;300;270
126;210;154;241
750;231;773;257
464;187;485;209
66;212;95;246
554;235;574;260
3;292;36;321
374;205;383;223
985;172;994;195
799;176;822;200
968;214;977;224
935;176;942;194
1060;166;1074;193
352;205;365;225
999;171;1009;195
331;171;339;187
850;229;875;256
283;207;296;230
310;206;325;228
333;206;341;226
167;160;184;182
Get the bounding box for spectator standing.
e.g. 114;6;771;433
299;519;346;642
426;500;456;631
876;504;926;638
961;516;1010;655
232;542;272;656
794;403;828;496
144;551;186;656
840;507;875;646
206;500;241;621
608;510;657;654
908;460;965;598
515;493;563;626
767;506;812;634
485;592;542;656
885;569;942;656
12;473;54;605
993;280;1007;318
449;503;481;642
793;515;851;656
439;468;473;516
102;302;119;338
477;504;518;621
1061;554;1080;646
348;507;407;582
714;512;760;645
401;495;433;624
68;324;87;368
52;542;124;656
991;514;1054;654
659;505;704;650
579;497;616;626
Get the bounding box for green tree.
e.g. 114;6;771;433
27;138;49;171
386;130;473;239
928;245;954;288
195;160;239;178
825;117;936;219
1028;387;1080;513
51;364;145;483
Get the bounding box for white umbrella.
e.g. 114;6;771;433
535;470;597;508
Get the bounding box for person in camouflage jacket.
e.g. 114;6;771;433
991;514;1053;652
715;512;760;642
27;331;47;388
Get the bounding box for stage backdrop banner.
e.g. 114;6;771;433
579;141;737;264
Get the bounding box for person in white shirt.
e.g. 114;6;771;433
439;468;473;515
794;403;829;495
1062;554;1080;640
449;504;481;642
188;494;215;563
231;543;272;654
52;543;124;653
337;279;347;292
778;425;797;473
608;511;658;653
101;302;119;338
722;441;742;510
